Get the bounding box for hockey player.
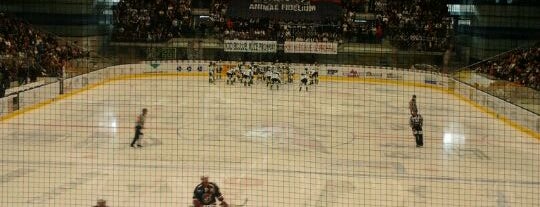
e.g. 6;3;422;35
130;108;148;148
226;67;237;85
299;73;309;91
208;62;216;84
93;199;109;207
309;67;319;85
409;95;418;115
242;67;254;87
193;176;228;207
216;61;223;80
270;70;282;90
409;111;424;147
265;70;273;87
287;66;295;83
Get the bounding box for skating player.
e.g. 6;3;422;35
287;66;295;83
130;108;147;148
270;71;282;90
193;176;228;207
216;61;223;80
93;199;109;207
226;67;237;85
309;67;319;85
208;62;216;84
265;70;273;87
299;73;309;91
409;95;418;115
409;110;424;147
242;67;254;87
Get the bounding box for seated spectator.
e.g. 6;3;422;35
474;45;540;90
112;0;193;42
0;13;84;89
373;0;453;51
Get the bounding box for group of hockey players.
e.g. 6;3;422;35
207;61;320;91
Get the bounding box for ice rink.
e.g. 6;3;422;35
1;75;539;207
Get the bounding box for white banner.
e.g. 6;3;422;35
284;42;338;54
224;40;277;53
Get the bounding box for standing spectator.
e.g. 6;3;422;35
0;64;7;97
28;61;40;82
130;108;148;148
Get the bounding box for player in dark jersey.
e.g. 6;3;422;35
309;68;319;85
93;199;109;207
130;108;147;148
299;73;308;91
409;111;424;147
193;176;228;207
287;66;294;83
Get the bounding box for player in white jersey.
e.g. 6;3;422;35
216;61;223;80
208;62;216;84
269;71;282;90
299;73;309;91
242;68;254;87
265;70;273;87
226;67;237;85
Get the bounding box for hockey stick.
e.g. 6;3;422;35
229;198;248;207
189;198;248;207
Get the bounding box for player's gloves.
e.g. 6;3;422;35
193;199;202;207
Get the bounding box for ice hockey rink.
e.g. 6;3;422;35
1;75;539;207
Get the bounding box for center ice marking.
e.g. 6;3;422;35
245;127;288;143
245;126;328;152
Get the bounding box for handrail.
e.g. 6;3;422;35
451;75;539;116
454;41;540;73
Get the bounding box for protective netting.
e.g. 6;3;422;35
1;1;539;207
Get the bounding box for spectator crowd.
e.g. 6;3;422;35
0;13;84;97
113;0;454;51
374;0;453;51
475;45;540;90
112;0;194;42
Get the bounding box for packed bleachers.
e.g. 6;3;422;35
474;45;540;90
112;0;454;50
112;0;193;42
374;0;453;51
114;0;366;43
0;13;85;97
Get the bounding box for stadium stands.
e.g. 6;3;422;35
112;0;453;49
112;0;193;42
0;13;85;96
474;45;540;90
374;0;453;51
